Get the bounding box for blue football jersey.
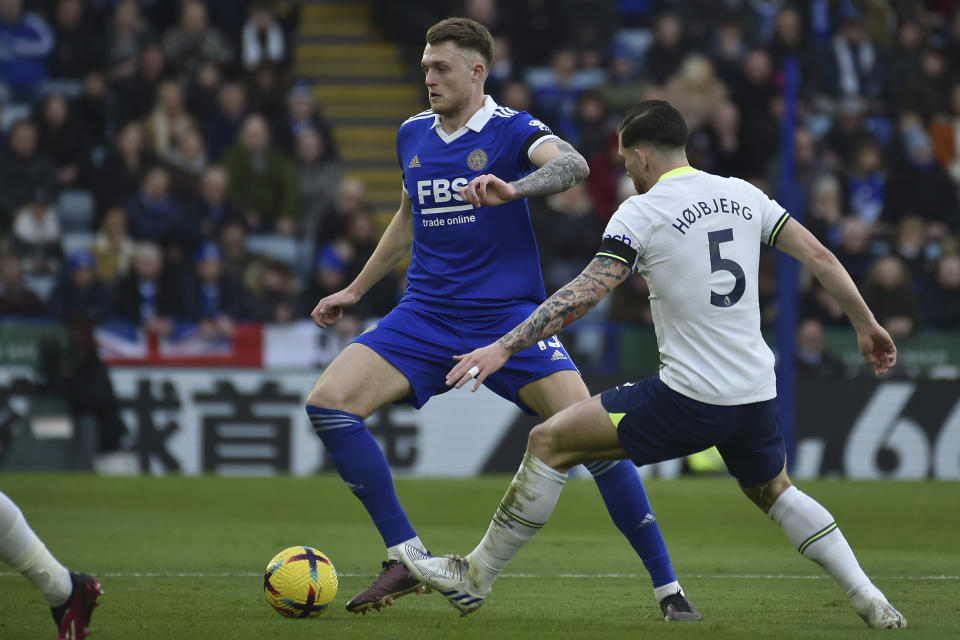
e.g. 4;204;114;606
397;96;556;312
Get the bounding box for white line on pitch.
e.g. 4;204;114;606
0;572;956;580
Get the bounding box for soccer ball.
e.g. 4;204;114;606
263;546;338;618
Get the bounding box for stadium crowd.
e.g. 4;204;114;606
1;0;959;363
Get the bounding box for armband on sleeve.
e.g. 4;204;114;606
595;236;638;270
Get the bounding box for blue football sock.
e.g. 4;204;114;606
307;405;416;548
585;460;677;588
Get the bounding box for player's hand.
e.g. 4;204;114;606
446;342;512;392
857;323;897;376
459;174;517;208
311;288;360;328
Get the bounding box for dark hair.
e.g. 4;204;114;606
617;100;688;150
425;17;495;66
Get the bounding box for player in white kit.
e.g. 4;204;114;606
399;100;906;629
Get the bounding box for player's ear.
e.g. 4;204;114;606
473;62;485;82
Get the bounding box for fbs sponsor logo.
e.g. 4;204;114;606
408;155;421;168
550;350;567;361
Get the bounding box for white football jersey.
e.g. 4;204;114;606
601;167;790;405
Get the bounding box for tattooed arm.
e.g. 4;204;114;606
458;138;590;207
445;256;633;390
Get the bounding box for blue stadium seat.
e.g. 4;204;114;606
245;233;299;268
57;190;95;233
61;231;95;257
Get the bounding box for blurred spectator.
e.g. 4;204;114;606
698;100;750;179
317;177;371;244
0;252;45;315
105;0;154;81
47;250;112;323
532;49;588;141
72;70;109;145
572;90;610;160
11;186;62;275
767;5;820;92
883;116;959;233
0;119;55;229
819;11;885;104
165;127;208;202
187;165;241;242
112;42;167;125
218;215;265;293
340;208;397;318
664;55;727;132
36;92;91;189
835;217;876;285
296;127;341;242
796;317;843;377
181;242;247;337
862;254;923;339
887;19;925;112
531;182;603;292
247;258;295;323
299;241;350;318
92;120;155;211
929;82;960;183
222;113;298;234
907;44;953;119
143;79;198;161
923;253;960;329
893;216;938;283
485;35;514;100
0;0;53;101
823;95;869;167
596;44;646;117
272;83;337;160
204;80;248;160
92;205;136;284
48;0;105;80
184;59;221;122
162;0;232;76
710;18;746;88
242;1;287;70
111;241;179;335
846;136;886;224
643;12;687;86
805;173;844;248
499;79;533;113
245;61;286;123
730;49;779;177
125;165;185;243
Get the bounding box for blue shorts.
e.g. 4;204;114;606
601;377;785;487
353;300;578;414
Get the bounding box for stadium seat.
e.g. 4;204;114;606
61;231;96;257
0;102;30;131
245;233;300;269
57;190;96;233
23;274;56;302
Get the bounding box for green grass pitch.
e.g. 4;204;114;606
1;473;957;639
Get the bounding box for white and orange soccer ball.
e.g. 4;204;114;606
263;546;338;618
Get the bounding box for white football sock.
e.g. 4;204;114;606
654;580;683;603
0;492;72;606
467;452;567;593
767;486;872;597
388;535;426;562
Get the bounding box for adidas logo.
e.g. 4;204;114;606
639;513;656;528
550;350;567;361
408;155;421;168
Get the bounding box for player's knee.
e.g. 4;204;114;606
527;423;572;471
306;379;352;414
742;467;793;512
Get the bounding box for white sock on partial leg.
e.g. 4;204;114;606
0;492;72;606
387;536;426;562
467;452;567;593
768;486;873;598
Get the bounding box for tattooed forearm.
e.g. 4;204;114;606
510;141;589;198
498;257;632;354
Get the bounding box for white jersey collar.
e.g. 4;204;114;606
431;95;497;144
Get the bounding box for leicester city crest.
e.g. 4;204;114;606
467;148;488;171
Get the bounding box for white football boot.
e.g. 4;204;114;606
850;588;907;629
399;544;489;616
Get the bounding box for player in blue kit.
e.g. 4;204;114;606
402;100;906;629
305;18;698;620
